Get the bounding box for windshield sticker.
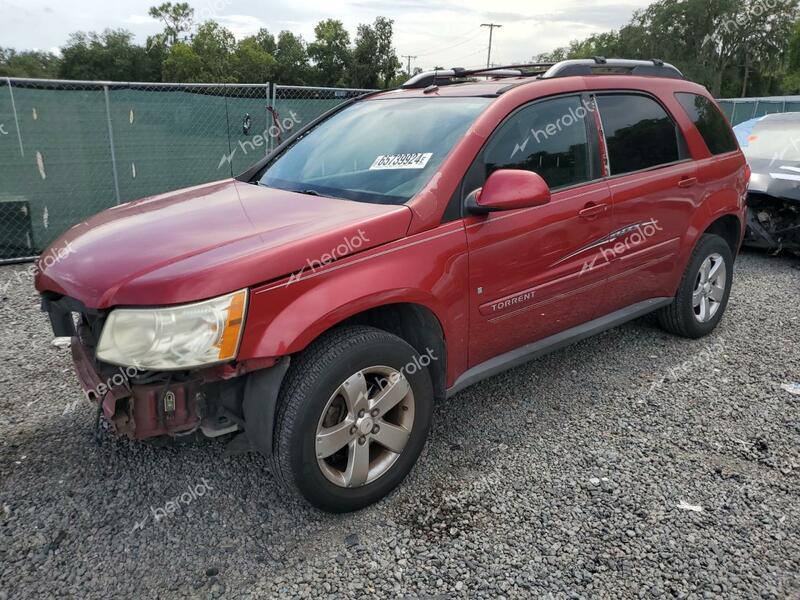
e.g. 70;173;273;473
369;153;433;170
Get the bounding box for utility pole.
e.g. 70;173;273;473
480;23;502;68
401;54;417;75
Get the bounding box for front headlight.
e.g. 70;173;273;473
96;289;248;370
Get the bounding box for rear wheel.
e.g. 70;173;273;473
270;326;434;512
657;234;734;338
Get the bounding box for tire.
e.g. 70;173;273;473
657;234;734;338
269;325;434;513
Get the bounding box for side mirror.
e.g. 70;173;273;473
466;169;551;214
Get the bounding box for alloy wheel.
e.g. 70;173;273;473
315;366;415;488
692;252;726;323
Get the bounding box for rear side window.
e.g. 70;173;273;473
675;92;738;155
596;94;682;175
481;95;592;190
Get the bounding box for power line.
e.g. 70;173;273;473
401;54;417;74
480;23;502;68
414;29;484;58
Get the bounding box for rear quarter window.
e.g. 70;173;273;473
675;93;739;155
596;94;684;176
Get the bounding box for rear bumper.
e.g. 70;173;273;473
71;338;203;439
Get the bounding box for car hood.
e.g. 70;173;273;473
747;158;800;202
35;179;412;308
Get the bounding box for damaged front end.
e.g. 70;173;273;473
745;193;800;255
41;293;286;445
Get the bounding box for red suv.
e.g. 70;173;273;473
36;59;748;512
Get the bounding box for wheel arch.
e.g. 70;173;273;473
702;213;742;258
340;303;448;401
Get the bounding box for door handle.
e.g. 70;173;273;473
579;202;608;219
678;176;698;188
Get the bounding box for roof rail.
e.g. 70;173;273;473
401;58;684;90
401;63;555;89
541;58;684;80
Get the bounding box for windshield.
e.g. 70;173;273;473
736;118;800;162
258;96;492;205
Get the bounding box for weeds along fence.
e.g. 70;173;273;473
0;78;374;261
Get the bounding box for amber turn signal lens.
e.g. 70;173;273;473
217;290;247;361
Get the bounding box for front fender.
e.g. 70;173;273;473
237;222;470;385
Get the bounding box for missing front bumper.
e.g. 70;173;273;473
71;338;205;439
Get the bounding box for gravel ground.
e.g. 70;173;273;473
0;250;798;599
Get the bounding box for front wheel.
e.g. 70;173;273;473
657;233;734;338
269;326;434;512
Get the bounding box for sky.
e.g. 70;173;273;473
0;0;652;70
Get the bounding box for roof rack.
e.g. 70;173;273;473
541;58;684;79
401;64;555;89
401;58;684;89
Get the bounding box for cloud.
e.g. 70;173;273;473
349;0;471;13
125;14;157;25
549;3;642;28
216;14;267;38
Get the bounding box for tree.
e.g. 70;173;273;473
252;28;277;55
161;21;236;82
161;42;203;81
352;23;380;88
58;29;158;81
307;19;352;86
233;36;277;82
783;21;800;91
191;21;236;80
536;0;800;97
373;17;401;88
0;48;60;78
274;31;311;84
148;2;195;46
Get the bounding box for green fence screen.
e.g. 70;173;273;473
0;79;373;260
7;80;796;261
718;96;800;126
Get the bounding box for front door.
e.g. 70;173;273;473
463;94;616;367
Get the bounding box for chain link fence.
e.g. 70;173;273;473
718;96;800;127
0;78;374;261
13;81;790;261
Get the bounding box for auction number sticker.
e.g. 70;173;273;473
369;153;433;170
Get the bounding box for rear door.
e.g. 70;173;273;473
463;94;616;367
592;92;702;313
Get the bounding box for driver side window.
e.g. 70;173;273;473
481;95;593;190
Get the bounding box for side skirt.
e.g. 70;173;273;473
446;297;673;398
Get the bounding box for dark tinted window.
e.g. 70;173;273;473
481;96;592;190
675;92;738;155
596;94;681;175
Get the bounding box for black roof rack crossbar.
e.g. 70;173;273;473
401;63;555;89
401;58;684;89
